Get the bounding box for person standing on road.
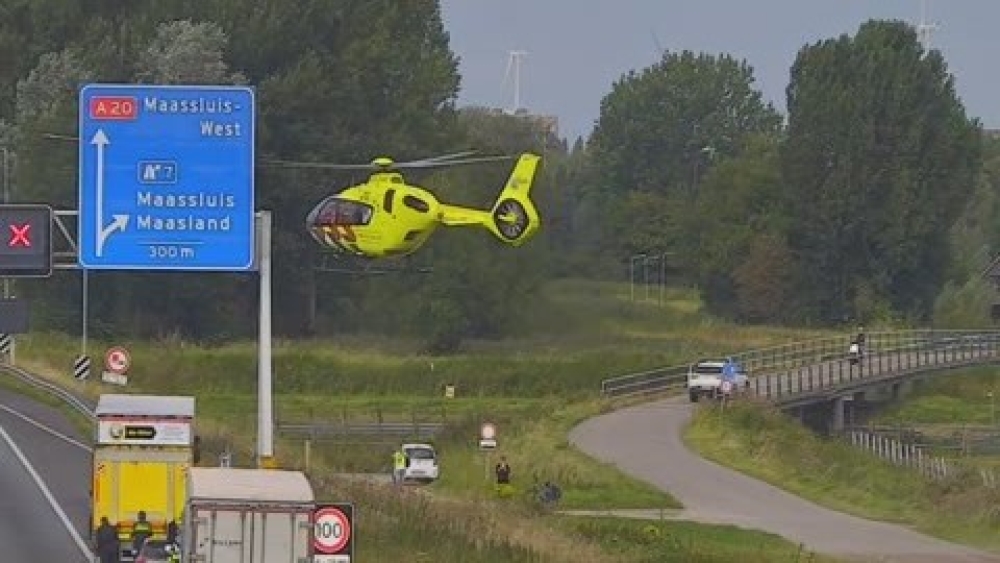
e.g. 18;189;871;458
96;516;120;563
392;447;408;487
131;510;152;556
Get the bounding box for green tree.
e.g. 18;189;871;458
135;19;246;84
587;50;781;266
782;20;982;323
688;133;789;316
589;50;781;199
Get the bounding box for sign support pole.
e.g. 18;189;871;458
257;211;274;468
2;148;13;364
81;269;88;356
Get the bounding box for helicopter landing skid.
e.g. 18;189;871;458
313;253;433;276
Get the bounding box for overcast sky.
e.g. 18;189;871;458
439;1;998;141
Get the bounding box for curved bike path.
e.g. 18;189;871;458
569;396;1000;563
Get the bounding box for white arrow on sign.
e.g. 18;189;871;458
91;129;129;257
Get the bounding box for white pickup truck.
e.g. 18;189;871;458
687;358;748;402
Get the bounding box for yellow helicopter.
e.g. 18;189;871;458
267;151;542;259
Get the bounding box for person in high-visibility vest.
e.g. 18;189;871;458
392;447;408;487
131;510;153;555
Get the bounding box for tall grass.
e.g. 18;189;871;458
16;281;835;399
875;367;1000;424
685;401;1000;551
9;279;857;562
559;517;837;563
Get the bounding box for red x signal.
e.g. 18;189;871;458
8;223;31;247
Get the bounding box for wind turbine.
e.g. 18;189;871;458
501;49;528;114
916;0;940;51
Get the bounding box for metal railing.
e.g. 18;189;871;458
846;428;998;487
0;363;96;421
601;329;1000;404
276;421;444;442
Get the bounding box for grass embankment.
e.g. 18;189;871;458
684;401;1000;551
12;279;841;562
872;366;1000;470
875;367;1000;425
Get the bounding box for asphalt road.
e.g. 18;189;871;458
0;386;94;562
569;396;1000;563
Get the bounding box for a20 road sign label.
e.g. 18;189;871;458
314;504;353;557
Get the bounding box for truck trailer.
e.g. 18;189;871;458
181;467;315;563
91;393;196;561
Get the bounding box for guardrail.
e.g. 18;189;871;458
0;363;96;421
600;329;1000;404
0;362;448;445
276;421;445;442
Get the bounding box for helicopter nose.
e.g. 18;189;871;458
305;201;324;244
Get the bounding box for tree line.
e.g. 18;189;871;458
0;4;993;350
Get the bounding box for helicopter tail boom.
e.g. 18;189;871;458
438;153;541;245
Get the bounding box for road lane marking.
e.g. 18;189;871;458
0;404;91;452
0;424;94;561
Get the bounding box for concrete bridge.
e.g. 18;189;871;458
599;329;1000;432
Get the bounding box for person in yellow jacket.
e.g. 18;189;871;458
392;447;408;487
131;510;153;556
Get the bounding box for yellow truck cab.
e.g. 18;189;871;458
91;394;196;561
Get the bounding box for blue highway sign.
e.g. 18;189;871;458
78;84;255;270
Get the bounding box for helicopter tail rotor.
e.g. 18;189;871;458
486;153;541;246
433;152;542;246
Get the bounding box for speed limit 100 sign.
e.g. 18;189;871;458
313;504;354;559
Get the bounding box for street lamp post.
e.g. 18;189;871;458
629;254;646;302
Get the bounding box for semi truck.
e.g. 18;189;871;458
180;467;315;562
91;394;196;561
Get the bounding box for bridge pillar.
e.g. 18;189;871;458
890;382;901;400
831;396;846;433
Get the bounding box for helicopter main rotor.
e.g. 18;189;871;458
261;150;516;172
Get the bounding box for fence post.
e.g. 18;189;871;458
304;438;312;473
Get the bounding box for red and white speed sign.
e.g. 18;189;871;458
105;346;131;374
314;507;351;554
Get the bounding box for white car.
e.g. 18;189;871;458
687;358;748;402
402;443;439;483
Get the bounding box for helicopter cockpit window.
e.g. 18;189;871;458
313;198;374;226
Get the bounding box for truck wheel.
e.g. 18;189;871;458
688;390;699;402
